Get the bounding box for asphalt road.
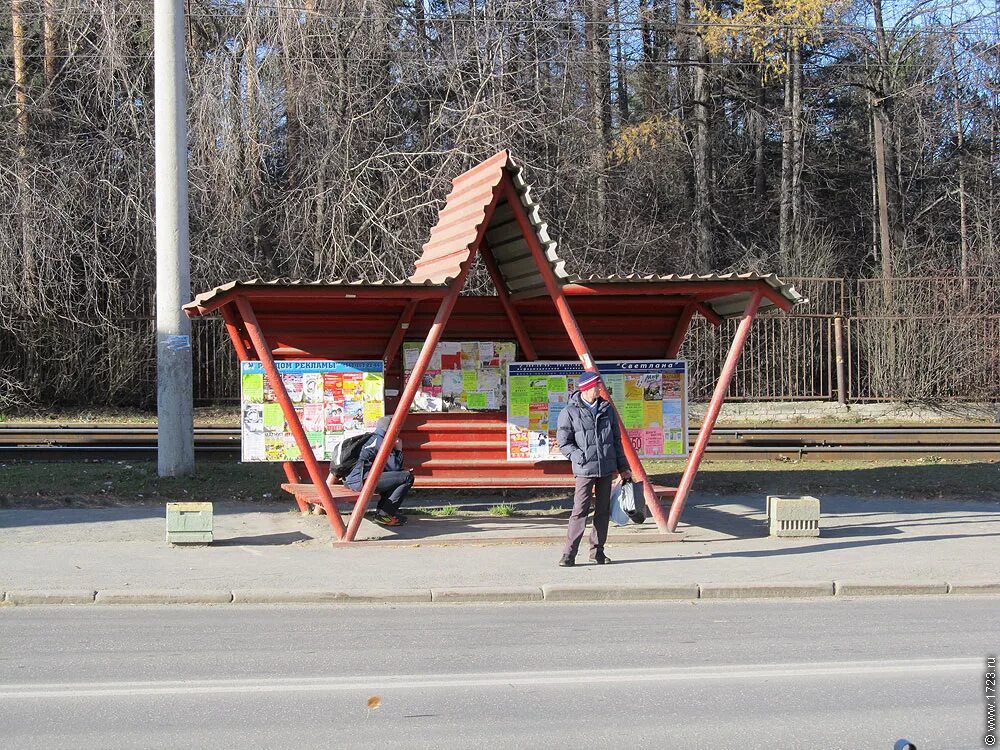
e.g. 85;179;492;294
2;597;996;749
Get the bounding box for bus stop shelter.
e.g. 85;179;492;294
184;150;803;542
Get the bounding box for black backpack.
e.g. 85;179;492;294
330;432;374;479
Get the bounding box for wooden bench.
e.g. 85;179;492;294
281;479;677;515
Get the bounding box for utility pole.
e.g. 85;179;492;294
154;0;194;476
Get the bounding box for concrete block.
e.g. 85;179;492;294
835;581;948;597
231;589;432;604
95;589;232;605
5;590;96;605
768;495;820;537
166;502;213;545
699;583;834;599
947;582;1000;595
431;587;543;603
542;584;698;602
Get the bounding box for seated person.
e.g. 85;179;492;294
344;415;414;527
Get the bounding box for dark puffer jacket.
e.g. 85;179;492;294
344;428;404;490
556;391;629;477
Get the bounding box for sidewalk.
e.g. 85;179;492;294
2;493;999;604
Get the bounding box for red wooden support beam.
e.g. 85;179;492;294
667;289;764;532
499;179;670;532
222;302;308;513
480;244;538;360
220;303;251;361
382;300;420;370
235;295;346;537
665;304;696;359
694;301;724;327
341;187;506;542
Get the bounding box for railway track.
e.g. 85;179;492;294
1;424;998;461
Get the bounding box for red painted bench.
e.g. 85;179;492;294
281;478;677;513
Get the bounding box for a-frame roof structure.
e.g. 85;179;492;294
409;150;570;299
183;150;805;542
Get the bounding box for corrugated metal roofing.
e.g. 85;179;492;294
409;150;570;298
570;272;806;318
183;277;445;314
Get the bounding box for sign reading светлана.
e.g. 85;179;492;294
505;360;687;461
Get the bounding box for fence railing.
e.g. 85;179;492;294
2;277;999;408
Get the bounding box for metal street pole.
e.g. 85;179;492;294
154;0;194;476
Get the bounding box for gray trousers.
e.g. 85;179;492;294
562;475;613;558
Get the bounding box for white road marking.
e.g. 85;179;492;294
0;658;979;700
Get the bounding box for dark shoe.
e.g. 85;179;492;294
589;551;612;565
558;555;575;567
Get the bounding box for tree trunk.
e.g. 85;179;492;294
872;104;894;297
790;39;803;239
585;0;611;253
949;37;969;296
11;0;28;147
613;0;629;125
43;0;57;87
779;45;793;267
674;0;689;118
753;64;766;199
871;0;903;277
11;0;36;307
640;0;656;114
691;29;712;268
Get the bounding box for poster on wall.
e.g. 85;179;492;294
505;360;687;461
402;341;516;412
240;360;385;462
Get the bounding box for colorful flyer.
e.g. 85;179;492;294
242;373;264;403
403;340;516;413
303;373;324;403
240;360;384;463
506;361;687;460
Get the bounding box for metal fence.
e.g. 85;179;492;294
2;277;999;407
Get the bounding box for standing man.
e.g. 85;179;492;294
556;371;632;567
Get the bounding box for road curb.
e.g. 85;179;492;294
94;590;234;605
1;581;998;606
4;590;96;605
432;586;543;603
542;583;699;602
700;583;834;599
231;589;432;604
947;582;1000;595
835;581;949;597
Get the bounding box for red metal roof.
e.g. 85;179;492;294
183;151;806;319
409;150;570;298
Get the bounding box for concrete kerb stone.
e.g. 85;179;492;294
231;589;432;604
3;581;998;606
5;590;97;605
699;583;835;599
542;583;699;602
95;590;234;605
947;582;1000;595
431;586;543;603
835;581;949;597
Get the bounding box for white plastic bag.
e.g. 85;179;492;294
610;480;630;526
619;479;645;524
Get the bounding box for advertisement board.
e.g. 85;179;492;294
506;360;687;461
402;340;516;412
240;360;384;462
